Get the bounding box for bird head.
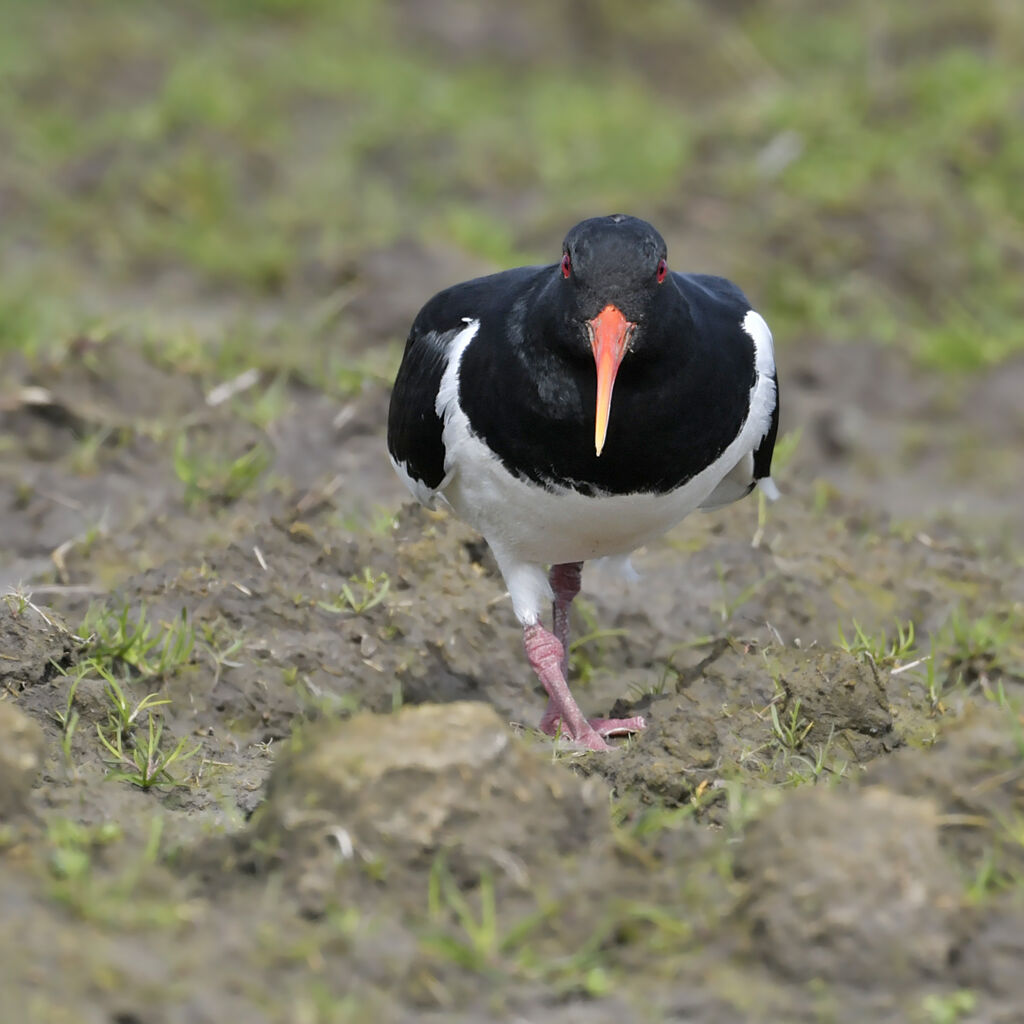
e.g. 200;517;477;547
555;215;670;456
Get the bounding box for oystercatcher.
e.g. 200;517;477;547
388;215;779;751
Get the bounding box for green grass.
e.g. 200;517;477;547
46;815;190;925
419;855;693;1000
922;989;977;1024
80;601;195;680
768;697;814;753
96;691;200;789
713;565;778;624
173;434;272;508
52;669;83;770
1;0;1022;371
58;601;202;787
317;568;391;615
837;618;917;668
943;605;1024;679
836;604;1024;723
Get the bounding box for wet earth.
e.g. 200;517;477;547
2;316;1024;1023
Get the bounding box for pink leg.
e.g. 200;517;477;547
540;562;581;734
530;562;646;747
525;622;610;751
549;562;582;679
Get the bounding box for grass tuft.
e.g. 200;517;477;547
317;568;390;615
173;435;272;507
81;602;195;680
837;618;917;668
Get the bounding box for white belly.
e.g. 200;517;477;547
442;437;719;565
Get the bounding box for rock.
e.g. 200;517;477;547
0;701;46;818
734;785;961;984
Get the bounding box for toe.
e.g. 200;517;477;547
589;715;646;738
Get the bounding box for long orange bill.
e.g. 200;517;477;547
588;304;635;456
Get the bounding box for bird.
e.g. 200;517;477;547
387;214;779;751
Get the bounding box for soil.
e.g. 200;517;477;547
2;296;1024;1022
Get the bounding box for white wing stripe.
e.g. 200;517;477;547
742;309;775;377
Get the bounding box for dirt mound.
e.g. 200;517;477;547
735;786;961;984
244;702;612;903
867;705;1024;881
0;600;78;692
588;644;896;808
0;701;46;818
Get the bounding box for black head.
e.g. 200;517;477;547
559;214;669;322
545;215;673;455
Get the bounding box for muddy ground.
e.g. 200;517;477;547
2;3;1024;1019
1;319;1023;1023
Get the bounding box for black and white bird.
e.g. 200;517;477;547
387;215;779;751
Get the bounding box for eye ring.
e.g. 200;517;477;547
656;258;668;284
560;252;572;279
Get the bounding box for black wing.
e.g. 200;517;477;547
684;276;780;509
387;319;463;505
753;370;780;483
686;276;781;490
387;266;547;505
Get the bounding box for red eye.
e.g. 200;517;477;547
561;252;572;279
656;259;668;284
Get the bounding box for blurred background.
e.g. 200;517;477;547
3;0;1022;365
1;0;1023;571
2;9;1024;1018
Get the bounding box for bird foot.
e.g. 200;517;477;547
524;623;645;752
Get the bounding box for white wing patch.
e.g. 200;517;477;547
434;318;479;421
741;308;780;496
742;309;776;377
435;318;481;474
698;308;780;512
389;318;480;509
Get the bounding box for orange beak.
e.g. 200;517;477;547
587;304;635;456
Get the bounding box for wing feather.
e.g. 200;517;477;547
387;321;465;507
698;308;781;510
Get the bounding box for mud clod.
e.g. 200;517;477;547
777;648;894;758
249;702;611;889
735;786;961;984
0;603;78;692
590;643;901;805
598;705;721;806
866;705;1024;878
0;702;46;818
